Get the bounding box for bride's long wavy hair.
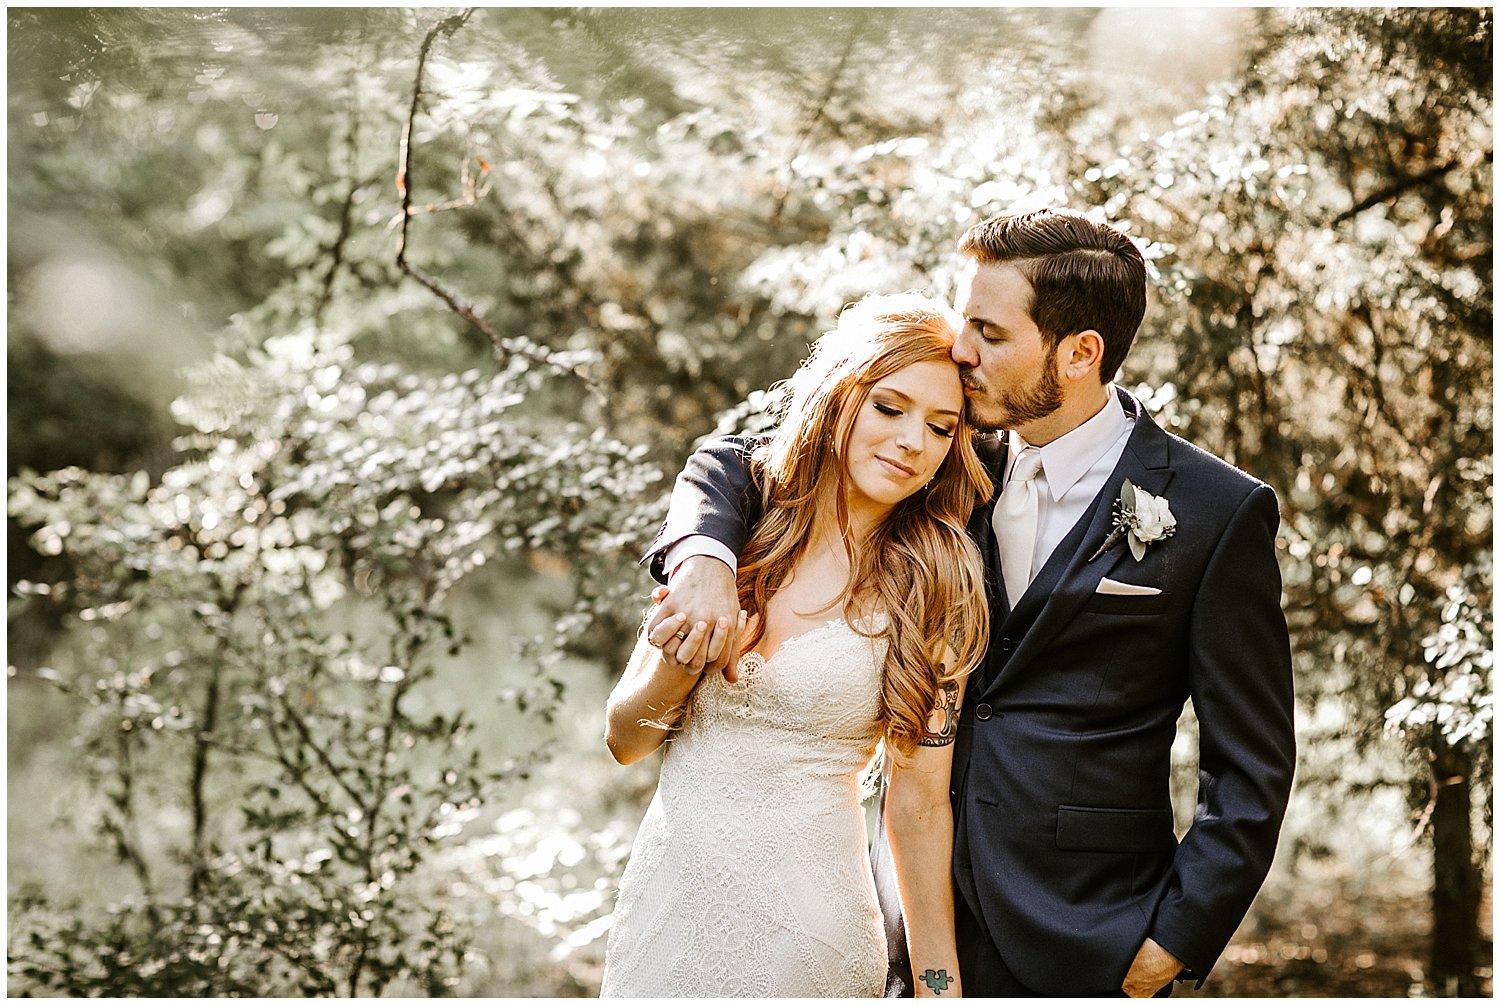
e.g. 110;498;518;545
737;292;992;758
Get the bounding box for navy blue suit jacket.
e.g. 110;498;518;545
643;388;1296;995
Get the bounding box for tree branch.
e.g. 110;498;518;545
1332;158;1459;224
104;730;158;916
771;23;863;226
187;658;224;897
395;10;601;396
314;61;364;327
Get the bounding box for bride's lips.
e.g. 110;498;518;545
876;455;917;478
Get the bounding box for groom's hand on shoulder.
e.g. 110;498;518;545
1122;937;1183;998
646;556;743;680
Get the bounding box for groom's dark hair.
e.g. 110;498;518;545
958;208;1147;382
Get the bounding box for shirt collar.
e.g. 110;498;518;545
1006;387;1133;502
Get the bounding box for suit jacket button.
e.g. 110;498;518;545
975;703;993;721
999;636;1015;652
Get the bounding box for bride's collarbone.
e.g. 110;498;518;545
753;538;894;651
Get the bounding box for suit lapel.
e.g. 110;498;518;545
971;433;1011;622
978;391;1175;699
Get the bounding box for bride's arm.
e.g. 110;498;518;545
604;610;740;765
885;657;967;998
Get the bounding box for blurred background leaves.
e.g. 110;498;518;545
7;7;1491;996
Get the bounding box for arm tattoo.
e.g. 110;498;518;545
918;677;959;748
919;969;953;994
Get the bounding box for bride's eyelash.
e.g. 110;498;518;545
875;401;955;438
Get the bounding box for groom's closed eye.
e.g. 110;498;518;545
966;317;1006;343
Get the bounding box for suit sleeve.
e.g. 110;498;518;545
1148;483;1296;984
641;434;765;584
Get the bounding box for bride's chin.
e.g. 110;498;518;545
842;483;901;518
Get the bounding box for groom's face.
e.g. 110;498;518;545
951;260;1063;432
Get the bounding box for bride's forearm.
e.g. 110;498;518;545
886;784;963;998
604;630;703;765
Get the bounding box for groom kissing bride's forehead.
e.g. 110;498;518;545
641;205;1295;998
948;208;1146;440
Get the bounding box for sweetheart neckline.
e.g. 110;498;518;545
739;612;885;671
742;616;846;670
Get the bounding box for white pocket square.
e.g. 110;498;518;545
1096;577;1162;596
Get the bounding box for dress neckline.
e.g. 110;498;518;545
745;616;848;669
741;610;887;670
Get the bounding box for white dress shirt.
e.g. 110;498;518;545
994;388;1134;588
665;388;1135;583
664;533;740;582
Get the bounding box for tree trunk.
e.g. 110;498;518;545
188;661;224;897
1428;734;1481;995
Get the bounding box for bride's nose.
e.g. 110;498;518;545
894;422;921;455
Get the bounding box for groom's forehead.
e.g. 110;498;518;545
954;260;1034;319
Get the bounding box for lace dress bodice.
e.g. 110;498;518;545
602;614;890;998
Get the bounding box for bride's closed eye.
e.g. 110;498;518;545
873;401;956;438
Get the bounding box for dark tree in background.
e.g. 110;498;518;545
7;7;1490;995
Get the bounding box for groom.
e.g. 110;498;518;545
642;208;1296;997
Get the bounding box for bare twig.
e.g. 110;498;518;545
186;587;245;897
314;61;364;326
770;25;862;225
104;731;159;916
187;659;224;896
273;689;370;811
386;152;493;226
348;590;437;997
395;10;601;397
1332;158;1460;224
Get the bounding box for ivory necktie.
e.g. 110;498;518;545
996;446;1044;609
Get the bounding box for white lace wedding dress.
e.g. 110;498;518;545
601;614;889;998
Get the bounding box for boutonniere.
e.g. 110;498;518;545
1089;480;1177;562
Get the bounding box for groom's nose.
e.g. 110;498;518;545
951;327;980;368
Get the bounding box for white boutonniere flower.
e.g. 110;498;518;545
1089;480;1177;562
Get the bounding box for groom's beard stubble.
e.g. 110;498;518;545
961;361;1064;433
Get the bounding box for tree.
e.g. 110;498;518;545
8;7;1490;994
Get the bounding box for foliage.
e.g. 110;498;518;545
7;6;1491;995
8;323;658;993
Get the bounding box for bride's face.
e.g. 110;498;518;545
842;359;964;510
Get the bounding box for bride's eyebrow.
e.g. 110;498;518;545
872;387;960;419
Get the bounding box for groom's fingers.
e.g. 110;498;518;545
651;556;741;669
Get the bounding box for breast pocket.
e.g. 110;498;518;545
1081;591;1169;616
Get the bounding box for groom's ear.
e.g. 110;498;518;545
1060;329;1106;383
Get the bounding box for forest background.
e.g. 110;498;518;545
6;7;1492;997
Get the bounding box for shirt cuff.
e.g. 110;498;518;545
663;536;738;583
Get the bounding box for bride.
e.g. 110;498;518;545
601;293;991;998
